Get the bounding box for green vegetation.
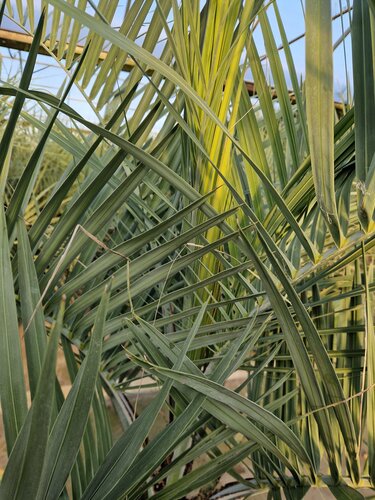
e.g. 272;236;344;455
0;1;374;498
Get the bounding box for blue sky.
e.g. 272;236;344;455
0;1;353;123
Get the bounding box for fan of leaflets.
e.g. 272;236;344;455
0;1;374;498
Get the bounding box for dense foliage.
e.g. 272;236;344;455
0;1;374;498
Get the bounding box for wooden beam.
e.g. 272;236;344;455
0;27;344;115
0;28;136;71
244;80;344;115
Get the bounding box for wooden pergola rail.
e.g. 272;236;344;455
0;28;136;71
0;27;344;114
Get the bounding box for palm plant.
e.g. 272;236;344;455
0;0;374;498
